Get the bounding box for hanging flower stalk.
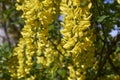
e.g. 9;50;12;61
13;0;60;79
60;0;95;79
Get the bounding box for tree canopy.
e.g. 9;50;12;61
0;0;120;80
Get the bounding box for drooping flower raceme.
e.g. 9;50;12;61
60;0;95;79
12;0;95;80
13;0;60;79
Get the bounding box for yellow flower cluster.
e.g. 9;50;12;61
13;0;95;79
60;0;95;79
13;0;60;79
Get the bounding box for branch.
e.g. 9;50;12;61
49;39;65;57
93;33;120;80
1;2;11;47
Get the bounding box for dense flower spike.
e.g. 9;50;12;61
13;0;60;79
60;0;95;79
13;0;95;79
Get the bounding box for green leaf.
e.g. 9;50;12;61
57;69;66;78
51;65;58;79
0;73;3;78
97;15;109;22
35;63;42;69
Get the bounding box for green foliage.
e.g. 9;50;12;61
0;43;13;80
90;0;120;79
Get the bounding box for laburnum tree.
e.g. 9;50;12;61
4;0;120;80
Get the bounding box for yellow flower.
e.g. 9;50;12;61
63;37;77;49
117;0;120;4
13;0;95;79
